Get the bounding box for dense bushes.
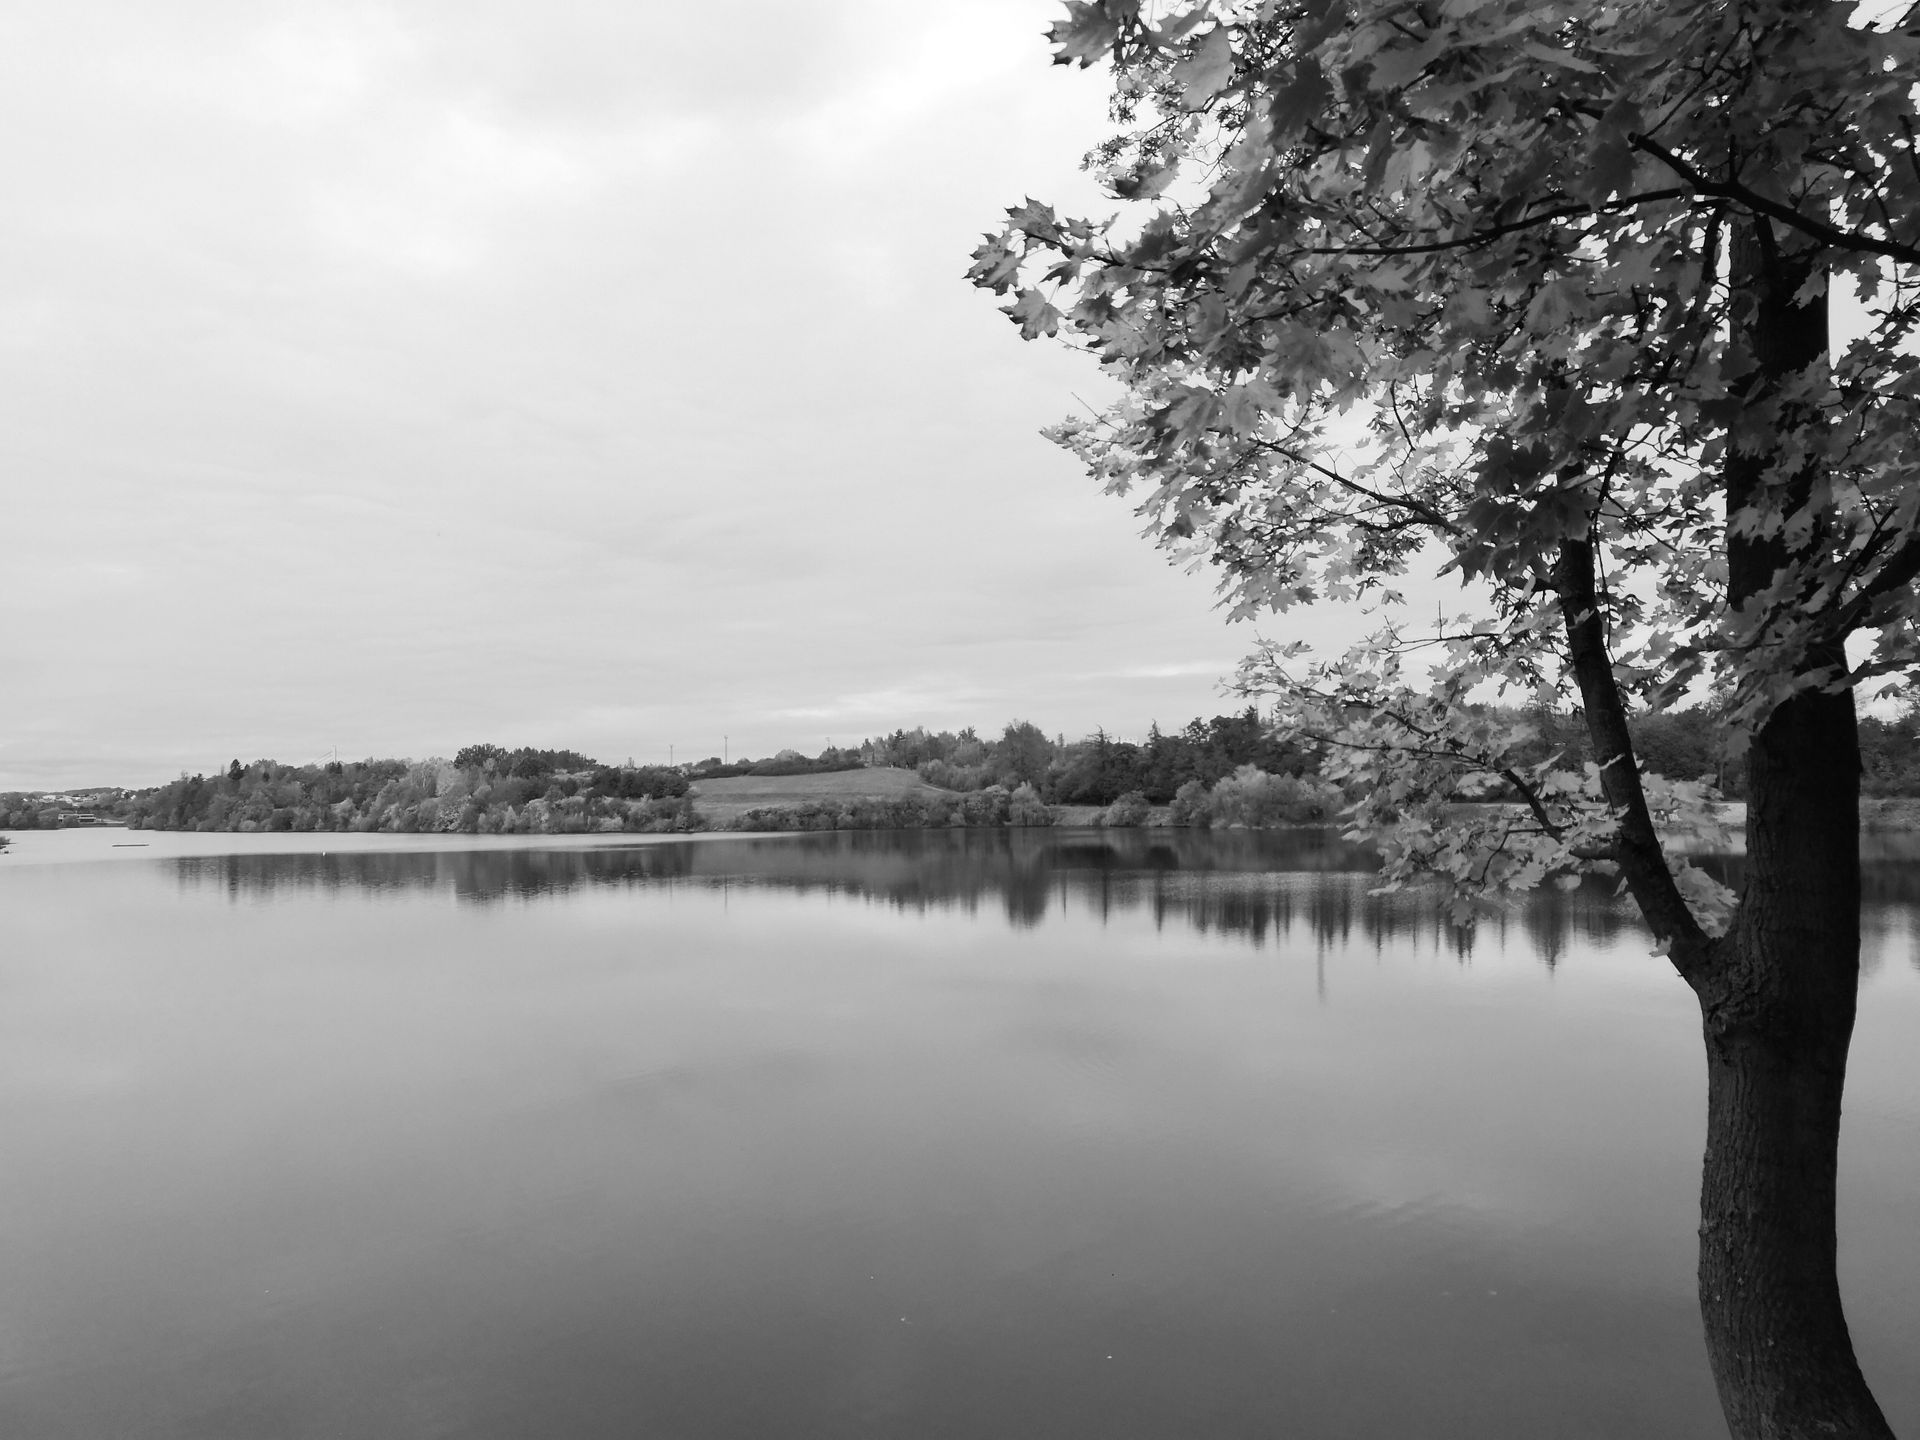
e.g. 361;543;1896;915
727;785;1058;832
1205;767;1340;826
1099;791;1152;827
0;797;64;830
916;757;990;791
117;753;699;835
1168;779;1210;827
590;765;689;800
452;744;598;776
1008;782;1054;826
694;748;867;780
1089;767;1342;829
876;712;1311;806
1860;713;1920;795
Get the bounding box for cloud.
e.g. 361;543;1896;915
772;683;1005;727
1091;661;1240;682
0;0;1326;788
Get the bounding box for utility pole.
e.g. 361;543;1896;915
724;735;728;763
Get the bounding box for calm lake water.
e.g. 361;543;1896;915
1;827;1915;1438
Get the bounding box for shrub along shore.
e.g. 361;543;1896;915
1;763;1338;838
1;714;1334;837
8;705;1920;839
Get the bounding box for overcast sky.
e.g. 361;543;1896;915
2;0;1416;789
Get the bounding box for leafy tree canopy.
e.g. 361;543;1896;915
972;0;1920;932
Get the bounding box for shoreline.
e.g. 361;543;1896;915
14;797;1920;850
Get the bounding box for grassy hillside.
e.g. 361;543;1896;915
687;767;951;823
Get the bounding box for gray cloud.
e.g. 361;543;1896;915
0;2;1396;788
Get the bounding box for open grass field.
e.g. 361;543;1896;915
687;767;953;823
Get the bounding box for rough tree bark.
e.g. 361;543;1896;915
1563;219;1894;1437
1695;674;1887;1437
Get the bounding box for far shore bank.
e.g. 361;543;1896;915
15;795;1920;847
1050;797;1920;834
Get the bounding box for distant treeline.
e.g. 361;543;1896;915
715;766;1345;834
684;748;868;779
8;704;1920;838
864;705;1920;806
862;711;1312;806
114;748;696;835
1506;706;1920;800
729;782;1060;833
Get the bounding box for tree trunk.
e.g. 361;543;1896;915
1688;678;1893;1438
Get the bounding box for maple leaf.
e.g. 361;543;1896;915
1004;288;1062;339
1047;1;1131;68
1268;58;1332;140
964;234;1022;293
1172;26;1235;110
1005;197;1062;244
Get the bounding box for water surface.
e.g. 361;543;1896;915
1;828;1914;1438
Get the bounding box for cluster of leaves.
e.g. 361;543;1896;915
1241;638;1737;929
1165;763;1344;827
972;0;1920;930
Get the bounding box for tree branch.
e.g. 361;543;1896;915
1299;189;1694;258
1823;532;1920;641
1496;766;1568;842
1631;134;1920;267
1250;439;1467;537
1553;537;1712;975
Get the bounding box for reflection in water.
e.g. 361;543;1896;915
1701;848;1920;908
8;828;1917;1440
174;828;1657;961
174;829;1920;974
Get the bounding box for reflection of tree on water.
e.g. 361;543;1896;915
171;829;1611;954
179;842;704;906
169;829;1920;967
1697;849;1920;908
